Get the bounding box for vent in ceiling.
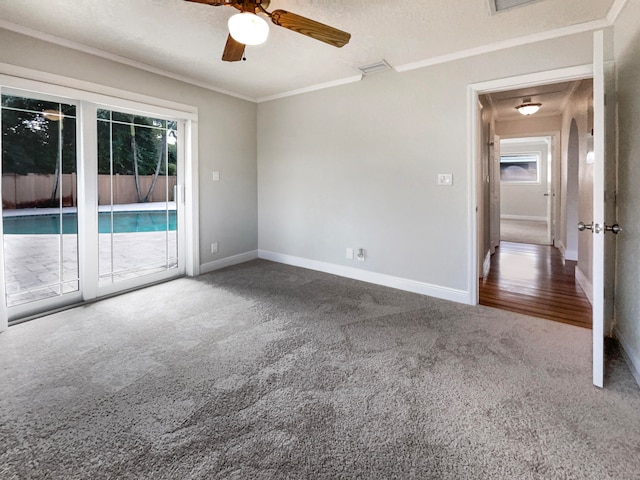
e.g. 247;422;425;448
358;60;392;76
489;0;541;14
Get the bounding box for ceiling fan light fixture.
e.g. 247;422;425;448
228;12;269;46
516;98;542;115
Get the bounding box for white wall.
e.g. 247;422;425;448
560;80;594;296
499;140;549;220
496;115;562;138
0;28;258;270
258;30;600;301
613;0;640;385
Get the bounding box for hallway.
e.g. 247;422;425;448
480;242;592;329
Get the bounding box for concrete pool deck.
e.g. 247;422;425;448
3;222;177;308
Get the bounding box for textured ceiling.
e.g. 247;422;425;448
0;0;616;101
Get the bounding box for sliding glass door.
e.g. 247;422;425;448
1;87;186;322
1;92;81;311
97;110;179;288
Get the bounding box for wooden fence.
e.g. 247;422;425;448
97;175;177;205
2;174;177;209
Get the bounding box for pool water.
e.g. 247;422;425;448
3;211;177;234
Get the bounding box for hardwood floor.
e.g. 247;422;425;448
480;242;592;329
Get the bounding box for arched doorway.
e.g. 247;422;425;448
565;119;580;260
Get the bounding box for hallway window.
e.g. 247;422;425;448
500;153;540;183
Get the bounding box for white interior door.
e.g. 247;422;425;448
591;30;605;388
591;30;620;388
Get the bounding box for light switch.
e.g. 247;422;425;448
212;171;220;181
438;173;453;186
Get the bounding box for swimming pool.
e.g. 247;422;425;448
2;211;177;234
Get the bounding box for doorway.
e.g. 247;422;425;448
472;73;594;328
1;87;188;323
499;136;553;246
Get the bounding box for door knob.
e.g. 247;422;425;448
578;222;593;232
605;223;622;234
578;221;622;234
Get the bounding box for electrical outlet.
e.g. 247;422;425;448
212;171;220;182
346;248;354;260
211;242;219;254
356;248;366;262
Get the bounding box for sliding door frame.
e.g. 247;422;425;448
0;69;199;330
0;88;85;321
90;104;187;297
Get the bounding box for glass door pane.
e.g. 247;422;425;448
97;110;178;286
1;93;79;307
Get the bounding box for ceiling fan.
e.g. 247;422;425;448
184;0;351;62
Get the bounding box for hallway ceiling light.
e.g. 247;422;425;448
516;98;542;115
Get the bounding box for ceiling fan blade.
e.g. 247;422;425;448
222;34;245;62
269;10;351;48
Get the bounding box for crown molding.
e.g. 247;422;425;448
256;75;362;103
607;0;629;23
395;18;609;73
396;0;628;74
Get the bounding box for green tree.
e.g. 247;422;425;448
97;111;177;202
1;97;77;175
1;95;76;206
1;96;177;206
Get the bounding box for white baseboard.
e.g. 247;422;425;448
575;266;593;305
501;215;547;222
199;250;258;275
258;250;470;305
615;326;640;388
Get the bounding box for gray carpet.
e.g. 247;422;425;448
1;260;639;479
501;219;550;245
